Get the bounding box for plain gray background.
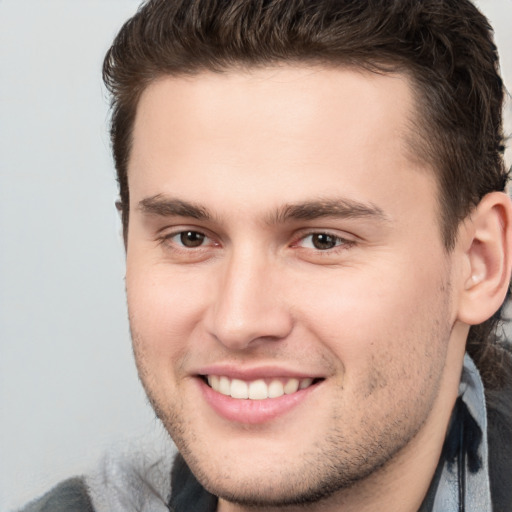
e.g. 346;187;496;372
0;1;511;510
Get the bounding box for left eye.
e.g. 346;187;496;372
299;233;345;250
172;231;208;248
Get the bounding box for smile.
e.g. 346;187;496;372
205;375;317;400
197;368;325;424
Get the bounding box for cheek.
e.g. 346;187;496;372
295;255;452;380
126;260;207;373
299;272;452;439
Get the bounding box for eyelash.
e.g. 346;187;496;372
157;229;354;255
158;230;217;252
292;232;353;252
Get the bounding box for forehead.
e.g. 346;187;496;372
128;65;434;220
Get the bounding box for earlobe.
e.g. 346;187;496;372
457;191;512;325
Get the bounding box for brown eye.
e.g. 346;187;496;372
179;231;206;247
311;233;338;250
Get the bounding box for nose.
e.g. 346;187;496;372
205;249;293;351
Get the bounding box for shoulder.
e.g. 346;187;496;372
17;431;177;512
18;477;94;512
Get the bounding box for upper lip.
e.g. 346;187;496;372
195;364;323;381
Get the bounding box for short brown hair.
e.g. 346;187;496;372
103;0;510;386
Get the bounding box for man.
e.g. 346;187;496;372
21;0;512;511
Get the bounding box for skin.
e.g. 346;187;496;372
125;66;474;511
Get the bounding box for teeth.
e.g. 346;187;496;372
284;378;299;394
299;378;313;390
248;379;268;400
219;376;231;396
230;379;249;399
207;375;315;400
268;380;285;398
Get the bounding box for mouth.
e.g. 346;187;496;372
200;375;323;400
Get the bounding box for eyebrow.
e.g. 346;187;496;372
137;194;389;225
138;195;212;220
269;198;389;224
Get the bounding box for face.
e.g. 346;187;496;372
126;66;466;508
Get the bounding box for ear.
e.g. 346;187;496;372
457;191;512;325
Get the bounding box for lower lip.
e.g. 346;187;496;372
198;378;320;424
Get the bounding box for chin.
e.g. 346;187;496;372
173;425;406;509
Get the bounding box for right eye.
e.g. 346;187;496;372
157;229;219;262
172;230;207;248
158;228;219;253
